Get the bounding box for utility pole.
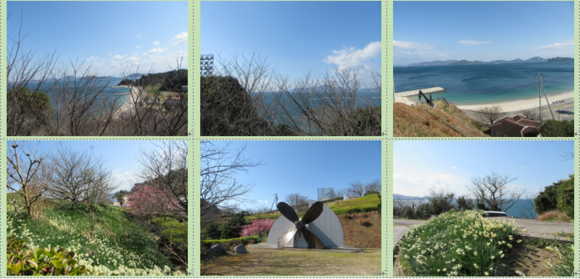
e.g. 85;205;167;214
536;73;542;121
270;193;278;212
535;73;555;121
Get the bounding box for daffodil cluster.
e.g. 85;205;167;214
8;206;185;276
398;210;522;276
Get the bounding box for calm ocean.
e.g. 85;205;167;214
26;77;131;109
394;62;573;105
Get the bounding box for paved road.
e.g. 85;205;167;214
393;226;408;248
394;217;573;241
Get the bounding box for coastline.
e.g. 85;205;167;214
396;91;574;113
112;85;146;117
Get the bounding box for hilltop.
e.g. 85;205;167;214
394;101;489;137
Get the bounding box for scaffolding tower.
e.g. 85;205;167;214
317;188;335;201
201;54;214;76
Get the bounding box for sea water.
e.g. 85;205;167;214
25;77;131;109
394;62;573;105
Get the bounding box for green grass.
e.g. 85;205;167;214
545;243;574;276
398;209;522;276
7;196;184;276
328;194;380;215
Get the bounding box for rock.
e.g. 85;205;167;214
209;243;226;255
234;244;247;254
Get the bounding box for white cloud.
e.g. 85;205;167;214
452;166;457;169
457;40;490;45
323;41;380;70
135;46;141;49
153;41;161;46
143;48;168;56
132;53;138;56
85;56;98;62
393;173;468;196
111;54;127;60
393;40;434;50
521;166;525;169
535;40;573;50
126;56;140;63
258;199;268;204
172;32;187;46
109;53;112;56
111;170;137;191
136;34;141;38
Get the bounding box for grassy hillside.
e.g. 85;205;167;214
394;101;489;137
7;195;185;276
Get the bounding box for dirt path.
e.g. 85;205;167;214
201;247;381;276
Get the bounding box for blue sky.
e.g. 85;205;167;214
201;1;381;83
208;141;382;211
393;141;574;197
394;1;574;66
7;141;183;192
7;1;188;77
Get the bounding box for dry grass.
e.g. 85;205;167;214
506;239;565;276
537;210;573;222
340;212;381;248
394;102;489;137
201;248;381;276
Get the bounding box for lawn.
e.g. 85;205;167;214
201;248;381;276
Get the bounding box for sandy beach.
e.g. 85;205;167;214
112;85;147;118
396;91;574;113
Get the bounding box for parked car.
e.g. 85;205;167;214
485;211;508;217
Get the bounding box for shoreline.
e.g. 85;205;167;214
112;85;146;118
396;91;574;113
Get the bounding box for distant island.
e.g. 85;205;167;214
548;57;573;62
406;56;572;67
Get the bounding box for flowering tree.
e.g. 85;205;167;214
127;184;178;217
239;218;275;237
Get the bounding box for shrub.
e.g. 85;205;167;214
539;119;574;137
203;222;222;240
398;210;521;276
535;175;574;218
219;212;249;239
556;176;574;218
7;236;88;276
200;76;296;136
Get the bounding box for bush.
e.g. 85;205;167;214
535;175;574;218
219;212;249;239
203;222;222;240
556;176;574;218
200;76;296;136
540;119;574;137
7;236;88;276
398;210;521;276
